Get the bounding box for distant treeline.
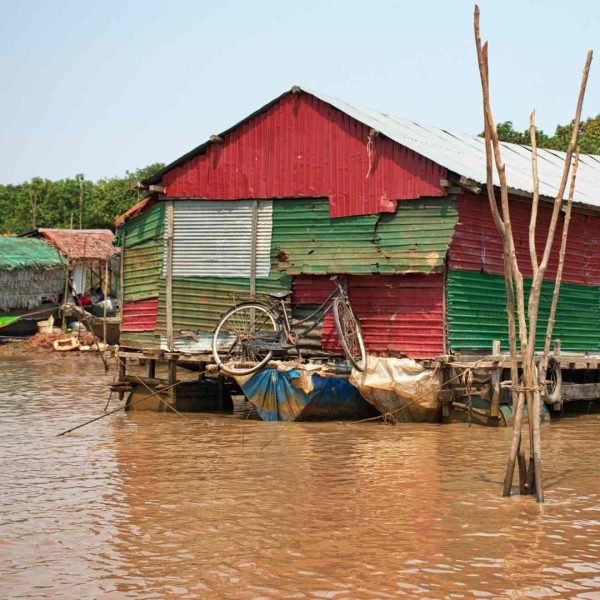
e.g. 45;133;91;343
0;163;164;234
3;114;599;234
486;115;600;153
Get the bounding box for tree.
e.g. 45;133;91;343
0;163;164;234
491;116;600;154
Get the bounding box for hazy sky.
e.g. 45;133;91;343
2;0;599;184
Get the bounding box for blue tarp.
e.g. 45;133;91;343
239;368;372;421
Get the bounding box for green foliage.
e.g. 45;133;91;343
487;115;600;154
0;163;164;234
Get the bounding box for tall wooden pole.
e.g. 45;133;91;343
474;4;592;502
103;259;109;345
166;201;174;351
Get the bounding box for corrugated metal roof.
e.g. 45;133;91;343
123;240;163;301
0;237;64;271
302;87;600;207
124;202;165;249
157;93;445;218
36;229;117;261
447;270;600;352
144;85;600;209
168;200;273;278
272;197;456;275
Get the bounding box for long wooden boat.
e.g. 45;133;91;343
65;304;121;345
0;304;59;337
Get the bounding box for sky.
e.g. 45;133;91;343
1;0;599;184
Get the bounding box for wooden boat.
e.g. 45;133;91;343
0;304;59;337
64;304;121;345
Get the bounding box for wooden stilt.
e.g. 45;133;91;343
489;340;501;420
167;355;177;412
118;357;127;402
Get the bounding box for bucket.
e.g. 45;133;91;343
37;315;54;334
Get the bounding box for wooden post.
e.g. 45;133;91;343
489;340;501;420
119;229;125;318
249;200;258;298
166;201;174;351
148;359;156;379
167;355;177;409
61;266;70;332
102;259;109;345
553;339;562;411
118;357;127;402
217;374;225;412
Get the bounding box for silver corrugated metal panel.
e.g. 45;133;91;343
164;200;273;277
301;87;600;208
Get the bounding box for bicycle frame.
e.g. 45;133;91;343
272;275;348;345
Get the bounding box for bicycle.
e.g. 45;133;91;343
211;275;367;376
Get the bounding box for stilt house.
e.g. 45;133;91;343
115;87;600;421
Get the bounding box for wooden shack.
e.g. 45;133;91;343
114;86;600;423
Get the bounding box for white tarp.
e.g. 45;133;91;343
350;356;441;422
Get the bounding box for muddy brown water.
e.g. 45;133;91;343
1;355;600;599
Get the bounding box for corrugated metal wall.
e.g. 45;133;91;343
450;194;600;285
168;200;272;278
272;198;457;275
447;270;600;352
124;202;165;249
156;273;291;334
162;93;446;218
293;273;445;359
122;240;163;301
119;330;161;350
122;298;159;331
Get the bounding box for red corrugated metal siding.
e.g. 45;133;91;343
121;297;158;332
450;194;599;285
162;93;446;218
292;274;444;359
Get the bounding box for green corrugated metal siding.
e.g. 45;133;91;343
271;198;457;275
375;199;458;273
447;270;600;352
124;202;165;249
0;237;64;270
122;240;164;301
119;330;162;350
156;272;292;333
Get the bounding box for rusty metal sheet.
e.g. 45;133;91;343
449;194;597;284
158;92;445;218
272;198;457;275
293;273;445;360
123;239;163;301
447;270;600;352
121;297;158;332
167;200;272;278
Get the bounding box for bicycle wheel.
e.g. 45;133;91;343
333;297;367;371
212;303;279;376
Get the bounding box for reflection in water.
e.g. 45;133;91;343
1;355;600;598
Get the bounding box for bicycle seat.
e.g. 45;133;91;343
267;290;293;300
